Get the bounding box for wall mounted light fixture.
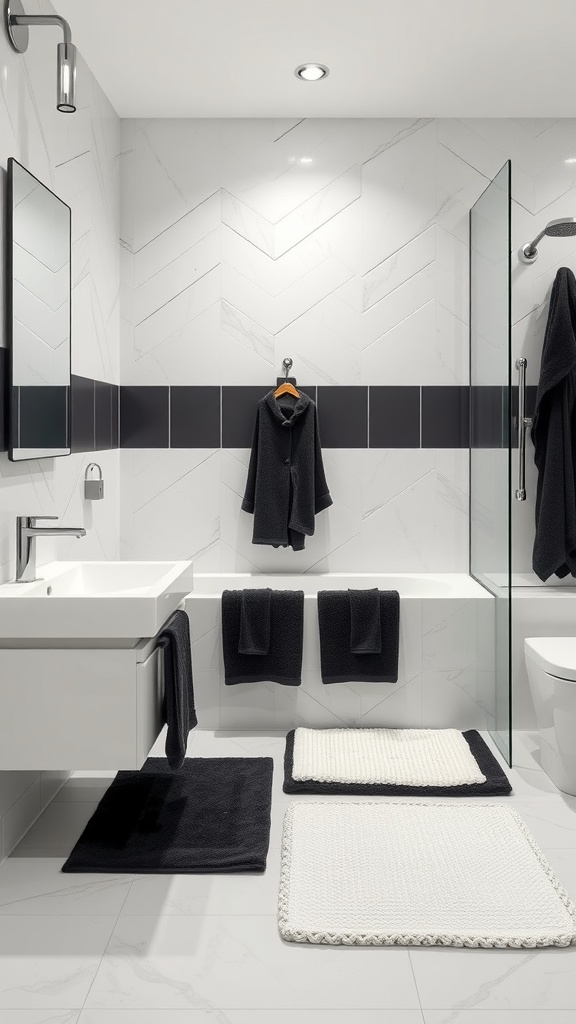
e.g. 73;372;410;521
4;0;77;112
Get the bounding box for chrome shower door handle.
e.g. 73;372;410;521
515;357;532;501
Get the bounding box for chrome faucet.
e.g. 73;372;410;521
15;515;86;583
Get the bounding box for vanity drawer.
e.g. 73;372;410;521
136;645;164;765
0;645;165;771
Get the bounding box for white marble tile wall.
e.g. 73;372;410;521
118;117;503;572
0;0;121;860
435;118;576;579
186;593;493;731
119;117;576;575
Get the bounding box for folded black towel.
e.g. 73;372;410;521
318;589;400;683
156;610;197;770
238;588;272;655
222;589;304;686
349;587;382;653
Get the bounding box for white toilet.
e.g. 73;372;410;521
525;637;576;796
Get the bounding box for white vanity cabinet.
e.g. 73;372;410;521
0;637;164;770
0;558;194;770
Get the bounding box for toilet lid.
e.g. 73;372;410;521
525;637;576;680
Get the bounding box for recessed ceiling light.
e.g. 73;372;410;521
295;64;329;82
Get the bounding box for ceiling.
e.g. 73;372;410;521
53;0;576;118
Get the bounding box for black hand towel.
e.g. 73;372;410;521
222;589;304;686
238;588;272;655
318;589;400;683
349;587;382;654
156;610;197;771
532;267;576;581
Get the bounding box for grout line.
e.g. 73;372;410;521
362;225;436;278
273;118;306;142
134;264;220;327
219;384;223;448
408;950;426;1023
132;191;221;255
79;871;134;1013
92;379;96;453
419;386;423;448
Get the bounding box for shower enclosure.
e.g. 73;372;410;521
469;161;512;764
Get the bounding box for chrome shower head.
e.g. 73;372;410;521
543;217;576;238
519;218;576;263
57;42;77;113
4;0;77;113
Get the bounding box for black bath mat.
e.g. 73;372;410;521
62;757;274;874
283;729;511;796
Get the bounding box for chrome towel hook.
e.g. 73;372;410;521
282;357;293;380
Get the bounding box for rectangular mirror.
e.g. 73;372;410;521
7;158;71;461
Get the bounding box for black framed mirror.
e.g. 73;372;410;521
7;158;71;461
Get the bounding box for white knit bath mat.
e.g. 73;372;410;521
292;727;486;786
279;802;576;947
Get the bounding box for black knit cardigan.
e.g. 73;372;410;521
241;391;332;551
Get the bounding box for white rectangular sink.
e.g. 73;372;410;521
0;560;194;641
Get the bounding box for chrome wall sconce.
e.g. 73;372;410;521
4;0;77;113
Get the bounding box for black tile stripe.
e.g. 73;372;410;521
422;386;470;449
0;373;509;455
71;375;95;454
171;386;221;448
369;386;420;448
120;386;169;448
95;381;113;451
317;386;368;448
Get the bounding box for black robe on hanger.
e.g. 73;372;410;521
241;391;332;551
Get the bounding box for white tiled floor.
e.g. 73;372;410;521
0;729;576;1022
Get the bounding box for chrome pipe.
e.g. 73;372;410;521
10;13;72;44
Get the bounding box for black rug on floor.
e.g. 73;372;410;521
62;757;274;874
283;729;512;796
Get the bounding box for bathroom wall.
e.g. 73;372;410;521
119;117;572;576
0;0;121;860
119;118;479;573
508;119;576;580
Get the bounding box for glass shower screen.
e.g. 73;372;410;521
469;161;512;764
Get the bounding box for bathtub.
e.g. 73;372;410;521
191;572;490;600
185;573;494;733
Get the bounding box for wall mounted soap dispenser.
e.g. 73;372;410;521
84;463;104;500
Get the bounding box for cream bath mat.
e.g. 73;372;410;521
279;802;576;947
284;727;511;795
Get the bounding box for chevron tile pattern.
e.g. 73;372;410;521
120;118;477;571
118;117;576;577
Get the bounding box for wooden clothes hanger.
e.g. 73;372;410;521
274;357;300;399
